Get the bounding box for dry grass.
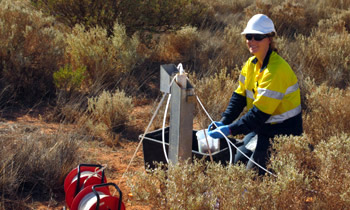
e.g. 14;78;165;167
0;123;81;208
2;0;350;209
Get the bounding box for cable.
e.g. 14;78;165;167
189;76;275;176
118;92;168;186
196;95;233;164
195;95;276;177
162;93;172;163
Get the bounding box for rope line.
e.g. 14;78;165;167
117;92;168;186
119;70;277;186
118;76;177;185
195;95;233;164
162;93;172;163
195;93;276;177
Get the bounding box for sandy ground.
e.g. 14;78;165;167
1;106;154;210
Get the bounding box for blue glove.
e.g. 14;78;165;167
208;121;224;131
207;125;231;139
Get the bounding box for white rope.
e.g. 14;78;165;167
82;164;108;188
118;92;168;185
119;66;276;184
195;95;233;164
162;93;172;163
195;95;277;177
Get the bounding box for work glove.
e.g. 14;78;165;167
207;125;231;139
208;121;224;131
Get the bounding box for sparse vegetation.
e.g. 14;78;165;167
84;89;133;147
0;123;81;209
0;0;350;209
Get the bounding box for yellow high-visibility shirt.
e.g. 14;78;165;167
235;51;301;124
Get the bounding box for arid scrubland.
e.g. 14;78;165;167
1;0;350;209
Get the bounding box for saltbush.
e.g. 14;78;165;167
65;23;141;93
303;82;350;144
129;134;350;209
191;68;240;128
84;89;133;146
0;0;65;105
151;25;248;77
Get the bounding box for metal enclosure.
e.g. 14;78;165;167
160;64;195;164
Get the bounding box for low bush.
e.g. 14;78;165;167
0;124;80;207
312;134;350;209
0;0;65;105
84;89;133;146
296;15;350;88
303;82;350;145
191;68;240;128
65;23;142;93
31;0;118;35
129;134;350;209
128;160;258;210
32;0;206;36
193;0;253;30
53;64;86;92
151;25;248;77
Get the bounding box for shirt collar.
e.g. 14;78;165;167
251;48;273;72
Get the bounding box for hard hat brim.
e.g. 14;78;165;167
241;29;266;35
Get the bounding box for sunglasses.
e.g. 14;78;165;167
245;34;268;41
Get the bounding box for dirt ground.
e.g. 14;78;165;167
2;105;155;210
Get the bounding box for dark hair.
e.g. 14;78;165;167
267;32;278;52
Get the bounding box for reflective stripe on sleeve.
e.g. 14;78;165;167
258;88;284;100
285;82;299;95
246;90;254;100
265;105;301;123
239;74;245;84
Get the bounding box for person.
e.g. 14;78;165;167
207;14;303;175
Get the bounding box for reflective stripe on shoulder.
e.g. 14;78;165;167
258;88;284;100
265;105;301;123
258;82;299;100
239;74;245;84
246;90;254;100
285;82;299;95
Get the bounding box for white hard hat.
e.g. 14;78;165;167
241;14;276;34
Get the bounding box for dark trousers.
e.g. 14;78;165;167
234;132;272;175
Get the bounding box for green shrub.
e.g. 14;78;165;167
53;64;86;91
65;23;141;92
85;89;133;146
0;0;65;105
128;160;258;210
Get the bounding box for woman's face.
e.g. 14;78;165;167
245;34;271;56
